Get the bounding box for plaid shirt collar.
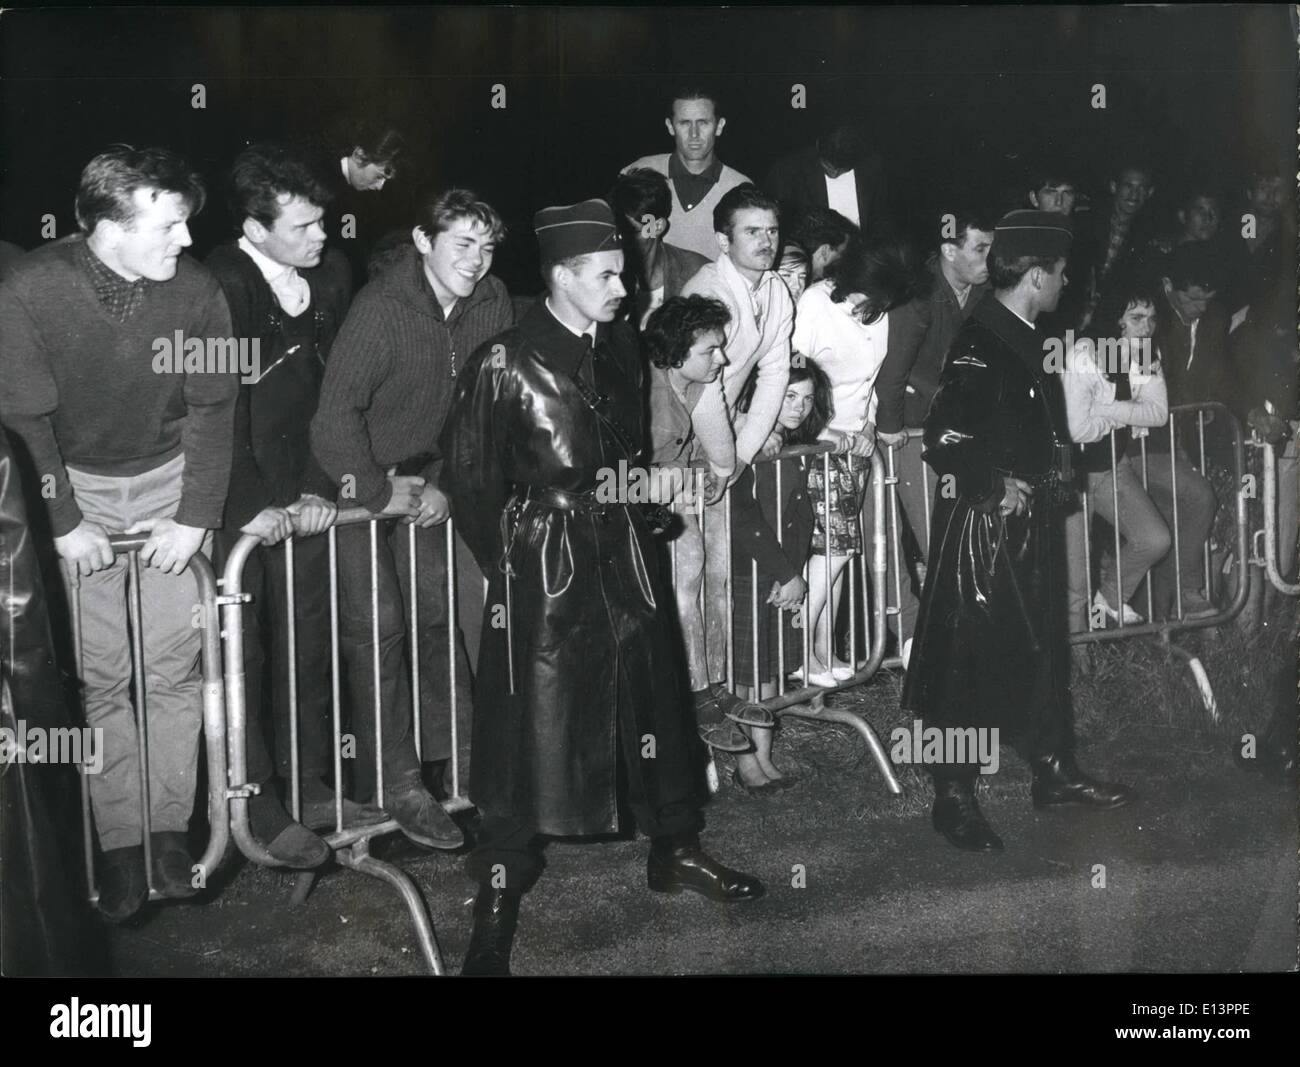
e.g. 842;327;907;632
78;237;152;323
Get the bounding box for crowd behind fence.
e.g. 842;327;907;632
61;402;1292;973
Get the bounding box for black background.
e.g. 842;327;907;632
1;4;1295;292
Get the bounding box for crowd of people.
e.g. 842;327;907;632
0;85;1293;975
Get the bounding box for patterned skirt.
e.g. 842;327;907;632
807;452;867;556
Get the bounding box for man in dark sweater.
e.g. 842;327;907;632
311;188;514;848
0;146;238;922
874;208;994;663
207;144;386;868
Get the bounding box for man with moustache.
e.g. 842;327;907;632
679;183;793;744
441;199;764;976
1076;158;1159;332
903;210;1136;853
623;86;751;261
207;144;385;867
311;189;513;849
0;146;237;921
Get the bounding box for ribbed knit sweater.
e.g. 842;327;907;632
310;246;514;513
0;235;237;536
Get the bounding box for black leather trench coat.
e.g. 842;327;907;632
1;431;106;973
440;303;700;837
901;296;1074;750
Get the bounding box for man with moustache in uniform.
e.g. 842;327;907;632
902;210;1136;853
441;199;763;976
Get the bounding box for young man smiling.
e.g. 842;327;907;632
311;188;512;848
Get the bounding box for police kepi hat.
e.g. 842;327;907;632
991;209;1073;259
534;198;623;261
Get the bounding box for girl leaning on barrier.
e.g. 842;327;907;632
727;359;831;792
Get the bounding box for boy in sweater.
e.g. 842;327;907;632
0;146;238;922
311;189;513;848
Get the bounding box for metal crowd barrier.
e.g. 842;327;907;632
873;402;1253;718
677;443;902;795
220;508;467;975
1257;435;1299;596
73;537;231;906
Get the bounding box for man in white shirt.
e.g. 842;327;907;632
765;116;890;239
678;184;793;737
622;86;751;261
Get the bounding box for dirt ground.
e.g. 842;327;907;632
105;667;1298;977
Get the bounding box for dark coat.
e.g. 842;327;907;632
1;430;107;974
901;296;1074;746
439;302;701;836
764;144;889;236
205;244;352;529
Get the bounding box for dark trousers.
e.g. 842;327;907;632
466;717;703;894
335;518;474;802
216;530;333;791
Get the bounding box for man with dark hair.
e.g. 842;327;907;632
875;208;994;663
765;114;889;236
206;144;385;866
1229;160;1293;318
678;183;792;744
903;210;1135;853
310;188;513;848
1076;157;1160;332
1144;240;1225;619
1024;161;1086;336
1025;163;1078;218
622;86;751;261
310;115;408;288
441;198;762;976
787;206;856;283
0;145;238;921
608;167;710;328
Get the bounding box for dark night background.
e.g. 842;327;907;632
1;4;1295;293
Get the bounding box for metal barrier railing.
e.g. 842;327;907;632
679;443;901;795
73;537;230;905
869;403;1252;719
220;508;468;975
1258;436;1299;596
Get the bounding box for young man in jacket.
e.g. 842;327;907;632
441;199;763;976
902;210;1135;853
207;144;387;867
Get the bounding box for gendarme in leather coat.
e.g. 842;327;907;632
439;302;700;837
901;295;1075;748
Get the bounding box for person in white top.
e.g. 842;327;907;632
1063;288;1172;631
675;184;792;735
791;239;918;686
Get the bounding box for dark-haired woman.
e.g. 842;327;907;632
727;360;833;790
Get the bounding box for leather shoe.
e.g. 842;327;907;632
931;778;1003;852
383;784;464;849
462;887;522;976
731;768;780;796
98;845;148;923
301;795;390;833
149;831;200;898
1031;753;1137;810
647;842;765;902
259;822;331;869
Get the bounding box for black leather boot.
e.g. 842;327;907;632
646;840;765;902
1031;753;1137;810
461;887;522;976
931;776;1003;852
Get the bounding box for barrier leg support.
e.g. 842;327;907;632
334;838;445;976
779;694;904;796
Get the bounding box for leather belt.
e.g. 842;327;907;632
517;486;628;516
